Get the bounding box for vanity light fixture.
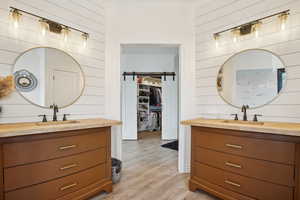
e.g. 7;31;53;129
213;33;220;47
9;7;89;45
10;8;21;29
213;10;290;43
62;27;70;43
39;19;49;36
279;12;289;30
232;29;239;43
82;33;89;48
253;22;262;38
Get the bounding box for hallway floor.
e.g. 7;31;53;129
92;132;218;200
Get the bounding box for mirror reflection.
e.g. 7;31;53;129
217;49;286;108
13;47;85;108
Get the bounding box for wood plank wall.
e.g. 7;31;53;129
0;0;106;123
194;0;300;122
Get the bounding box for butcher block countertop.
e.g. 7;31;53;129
0;118;122;138
181;118;300;137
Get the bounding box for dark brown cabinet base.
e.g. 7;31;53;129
190;126;300;200
0;127;112;200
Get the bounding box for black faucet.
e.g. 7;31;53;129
241;105;249;121
50;104;59;121
63;114;70;121
253;114;262;122
38;114;47;122
231;114;238;120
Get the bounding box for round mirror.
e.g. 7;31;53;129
13;47;85;108
217;49;286;109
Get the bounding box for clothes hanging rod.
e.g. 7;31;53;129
122;72;176;81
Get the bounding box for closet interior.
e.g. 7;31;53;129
137;77;162;133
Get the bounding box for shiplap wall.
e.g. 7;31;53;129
0;0;106;123
194;0;300;123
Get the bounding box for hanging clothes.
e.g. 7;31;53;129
150;87;161;106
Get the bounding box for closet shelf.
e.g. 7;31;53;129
138;103;149;105
139;89;150;92
138;109;148;112
138;96;149;98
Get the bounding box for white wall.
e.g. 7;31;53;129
121;46;179;72
194;0;300;123
105;0;195;172
0;0;106;123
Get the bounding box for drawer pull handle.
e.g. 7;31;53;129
60;183;77;191
225;180;241;188
226;143;242;149
60;164;78;171
225;162;242;169
59;144;77;150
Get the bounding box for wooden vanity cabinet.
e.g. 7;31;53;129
190;126;300;200
0;127;112;200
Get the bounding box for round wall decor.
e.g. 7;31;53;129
13;69;38;92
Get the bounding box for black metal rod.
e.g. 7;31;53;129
214;9;290;36
122;72;176;77
9;6;89;35
122;72;176;81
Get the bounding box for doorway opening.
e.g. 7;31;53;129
121;44;180;154
137;76;162;140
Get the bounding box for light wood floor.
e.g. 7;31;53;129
91;132;218;200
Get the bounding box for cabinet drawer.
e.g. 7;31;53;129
193;129;295;164
5;164;106;200
4;148;106;191
194;147;294;186
194;163;293;200
3;129;108;167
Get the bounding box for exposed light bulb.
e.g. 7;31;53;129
253;22;261;38
232;29;239;43
214;33;220;48
40;20;48;36
215;40;219;48
11;9;21;29
279;12;289;31
62;27;70;43
42;28;46;36
82;33;89;48
255;29;259;38
233;35;237;43
281;21;286;31
14;20;18;29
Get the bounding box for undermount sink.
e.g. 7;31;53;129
35;120;80;126
221;120;264;126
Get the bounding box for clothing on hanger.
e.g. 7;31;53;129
150;87;161;106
